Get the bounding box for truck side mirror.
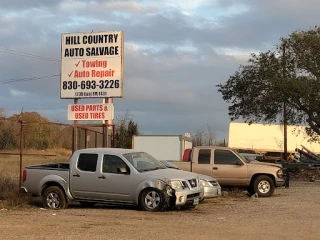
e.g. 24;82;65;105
236;160;244;166
118;167;129;174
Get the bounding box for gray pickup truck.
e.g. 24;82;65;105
21;148;203;212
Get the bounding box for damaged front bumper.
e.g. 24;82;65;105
165;185;204;208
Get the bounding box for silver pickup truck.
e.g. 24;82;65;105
21;148;203;212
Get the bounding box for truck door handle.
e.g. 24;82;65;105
212;167;218;170
73;174;80;177
98;175;106;179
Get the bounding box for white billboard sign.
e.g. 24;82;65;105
68;103;114;121
60;31;124;99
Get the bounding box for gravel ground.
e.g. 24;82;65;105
1;181;320;240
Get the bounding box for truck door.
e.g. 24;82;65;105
212;149;248;186
94;154;134;202
70;152;100;199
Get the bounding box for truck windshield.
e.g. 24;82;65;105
123;152;167;172
234;151;250;163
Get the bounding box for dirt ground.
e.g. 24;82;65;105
1;181;320;240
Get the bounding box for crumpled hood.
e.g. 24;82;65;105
140;168;199;181
248;160;282;168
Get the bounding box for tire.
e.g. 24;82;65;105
42;186;68;210
252;175;275;197
79;201;96;208
140;188;166;212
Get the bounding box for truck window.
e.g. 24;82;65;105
77;153;98;172
214;149;240;165
198;149;211;164
103;155;129;174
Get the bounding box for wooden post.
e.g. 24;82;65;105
84;129;87;148
19;120;24;188
282;40;289;188
73;99;78;152
95;132;98;148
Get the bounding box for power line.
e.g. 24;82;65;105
0;1;205;85
0;47;60;62
1;74;60;84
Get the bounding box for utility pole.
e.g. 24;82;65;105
282;40;289;188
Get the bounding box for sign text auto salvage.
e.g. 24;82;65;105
60;31;124;99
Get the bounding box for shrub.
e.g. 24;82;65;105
0;174;30;209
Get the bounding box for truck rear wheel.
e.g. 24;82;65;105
140;188;166;212
252;175;275;197
42;186;68;210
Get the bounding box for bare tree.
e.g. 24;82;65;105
192;125;216;146
0;107;4;118
206;124;215;146
114;110;139;148
192;129;205;146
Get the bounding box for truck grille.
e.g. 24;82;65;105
188;179;198;188
187;193;200;199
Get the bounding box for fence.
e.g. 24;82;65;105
0;117;113;186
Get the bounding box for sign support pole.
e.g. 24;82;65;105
73;99;78;152
107;98;113;148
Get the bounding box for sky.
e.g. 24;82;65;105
0;0;320;140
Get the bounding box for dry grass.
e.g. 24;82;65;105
0;148;71;178
221;187;251;199
0;148;71;209
0;175;30;209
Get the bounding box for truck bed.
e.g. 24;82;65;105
167;161;192;171
23;163;70;196
26;163;70;170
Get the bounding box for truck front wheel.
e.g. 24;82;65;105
140;188;166;212
42;186;68;210
251;175;275;197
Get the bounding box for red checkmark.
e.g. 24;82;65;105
75;61;80;67
68;71;73;77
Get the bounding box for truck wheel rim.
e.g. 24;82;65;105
144;191;160;209
258;180;270;193
47;192;60;209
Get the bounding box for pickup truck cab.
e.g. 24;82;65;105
21;148;203;212
170;146;285;197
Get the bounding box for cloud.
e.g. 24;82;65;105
9;88;27;96
1;0;320;140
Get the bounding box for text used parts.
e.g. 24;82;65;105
60;31;124;99
67;103;114;121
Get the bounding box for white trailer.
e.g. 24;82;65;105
228;122;320;153
132;135;193;161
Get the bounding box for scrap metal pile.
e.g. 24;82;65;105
279;145;320;181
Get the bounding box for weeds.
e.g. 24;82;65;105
0;174;30;209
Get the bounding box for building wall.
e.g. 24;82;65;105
133;135;192;161
228;122;320;153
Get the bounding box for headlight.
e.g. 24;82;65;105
169;181;185;190
200;179;211;187
277;169;284;178
209;180;219;186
